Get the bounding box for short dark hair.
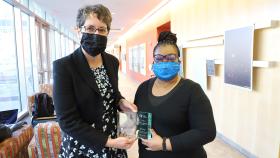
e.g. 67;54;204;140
76;4;112;31
153;31;180;57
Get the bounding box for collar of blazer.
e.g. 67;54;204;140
71;47;118;96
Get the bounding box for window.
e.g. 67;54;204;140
29;0;45;19
0;1;21;111
40;26;50;84
34;22;51;84
68;38;74;54
0;0;78;113
49;29;56;63
14;7;28;111
60;34;66;57
64;36;69;55
21;12;34;96
20;0;29;7
55;31;61;59
49;29;56;82
29;16;39;92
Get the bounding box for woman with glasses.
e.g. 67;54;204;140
53;4;136;158
134;31;216;158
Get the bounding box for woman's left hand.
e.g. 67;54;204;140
141;129;163;151
118;99;138;112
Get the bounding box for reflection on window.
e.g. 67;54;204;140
0;1;21;111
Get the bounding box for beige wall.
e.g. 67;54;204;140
170;0;280;157
124;5;170;82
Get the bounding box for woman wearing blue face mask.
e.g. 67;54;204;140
53;4;137;158
134;31;216;158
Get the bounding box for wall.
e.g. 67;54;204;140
170;0;280;157
124;4;170;82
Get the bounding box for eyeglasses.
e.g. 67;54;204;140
80;25;108;34
154;54;178;63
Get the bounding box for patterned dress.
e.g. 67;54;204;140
59;65;127;158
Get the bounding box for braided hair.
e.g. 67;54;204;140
153;31;180;57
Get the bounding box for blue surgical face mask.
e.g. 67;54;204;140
152;62;180;81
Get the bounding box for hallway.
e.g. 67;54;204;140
118;73;246;158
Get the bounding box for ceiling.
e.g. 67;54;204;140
33;0;168;46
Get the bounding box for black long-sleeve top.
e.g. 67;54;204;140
134;78;216;158
53;47;123;152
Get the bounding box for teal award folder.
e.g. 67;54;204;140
137;111;152;139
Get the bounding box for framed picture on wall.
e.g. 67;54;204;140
132;46;138;72
128;47;133;70
224;25;254;90
139;43;146;75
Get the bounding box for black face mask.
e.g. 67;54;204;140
80;33;107;57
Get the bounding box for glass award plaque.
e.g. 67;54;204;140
117;112;138;138
117;111;152;139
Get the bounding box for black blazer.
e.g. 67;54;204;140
53;47;123;150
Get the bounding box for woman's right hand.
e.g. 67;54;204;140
105;137;136;149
